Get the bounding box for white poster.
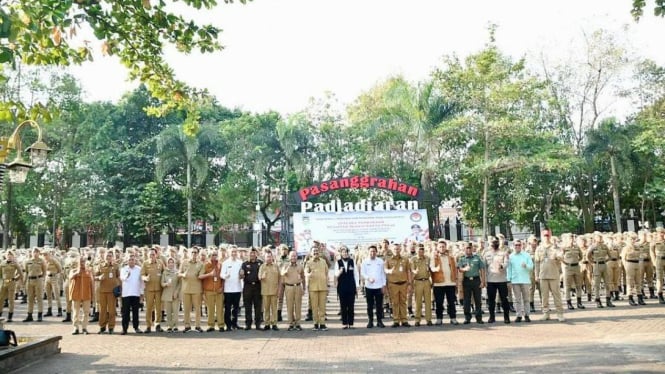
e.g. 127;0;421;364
293;209;429;256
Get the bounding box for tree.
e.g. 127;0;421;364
631;0;665;19
0;0;249;131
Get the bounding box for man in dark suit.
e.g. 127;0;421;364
335;246;359;329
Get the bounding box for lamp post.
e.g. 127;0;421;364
1;120;51;249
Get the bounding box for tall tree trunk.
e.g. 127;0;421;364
187;162;192;248
610;154;622;233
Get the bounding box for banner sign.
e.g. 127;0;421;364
297;175;421;201
293;209;429;255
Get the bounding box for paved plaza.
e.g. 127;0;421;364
4;289;665;373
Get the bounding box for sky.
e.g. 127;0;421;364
68;0;665;116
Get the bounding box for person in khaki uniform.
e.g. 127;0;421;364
61;250;80;322
560;234;585;310
651;228;665;304
410;244;432;326
23;247;47;322
281;251;305;331
0;250;23;322
276;244;290;322
587;232;613;308
43;250;63;318
199;250;224;332
534;230;565;322
636;231;655;299
305;246;329;331
259;252;281;330
161;257;181;332
607;235;623;302
141;248;164;333
622;232;646;306
94;251;120;334
525;236;541;312
179;247;204;332
578;236;594;303
385;244;412;327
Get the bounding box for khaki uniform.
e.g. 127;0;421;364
579;246;594;301
652;240;665;297
561;245;584;301
607;245;622;295
141;260;164;329
24;257;47;314
410;255;432;323
180;260;203;328
587;242;610;301
95;261;120;330
534;242;564;317
637;242;654;293
62;255;79;315
385;255;410;324
45;257;63;311
259;262;281;326
305;257;328;326
622;244;643;298
281;262;305;327
161;268;181;330
0;260;23;315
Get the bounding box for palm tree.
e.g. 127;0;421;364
155;124;217;247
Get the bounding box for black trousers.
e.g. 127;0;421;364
121;296;140;331
365;287;384;322
224;292;241;328
487;282;510;318
463;277;482;320
433;285;457;319
338;290;355;325
243;284;262;326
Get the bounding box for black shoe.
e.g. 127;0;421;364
57;308;63;317
628;296;638;306
476;318;484;324
134;328;143;334
98;327;107;334
195;327;203;332
515;316;522;323
207;327;215;332
277;311;283;322
226;326;234;332
658;293;665;304
62;313;72;323
44;308;53;317
72;329;80;335
288;326;295;331
319;324;328;331
450;319;459;325
183;327;191;333
82;329;89;335
7;312;13;322
263;325;270;331
402;322;411;327
414;322;421;327
392;323;399;328
524;315;531;323
366;322;374;328
377;321;385;328
23;313;33;322
155;325;163;333
596;299;604;308
108;329;114;335
272;325;279;331
576;298;586;309
529;302;536;313
295;325;302;331
463;320;471;325
121;330;127;335
504;318;510;324
487;317;496;323
244;325;252;331
219;327;225;332
638;295;647;305
567;300;575;310
144;327;151;334
37;313;43;322
606;297;615;308
426;321;433;326
313;324;320;331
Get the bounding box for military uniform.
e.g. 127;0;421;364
607;243;622;301
259;261;281;329
457;252;485;323
410;254;432;325
652;234;665;303
0;253;23;321
161;265;181;331
622;240;645;305
44;254;64;317
534;240;565;321
61;251;80;322
385;253;411;326
561;242;585;309
141;259;164;332
637;240;655;299
242;258;264;329
23;251;47;322
587;238;613;308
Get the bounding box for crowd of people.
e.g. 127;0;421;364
1;227;664;335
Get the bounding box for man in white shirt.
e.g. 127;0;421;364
361;245;386;328
120;254;143;335
222;246;243;330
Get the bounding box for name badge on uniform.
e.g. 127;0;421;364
109;272;113;278
214;277;218;282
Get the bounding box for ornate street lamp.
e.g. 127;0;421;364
2;120;51;183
